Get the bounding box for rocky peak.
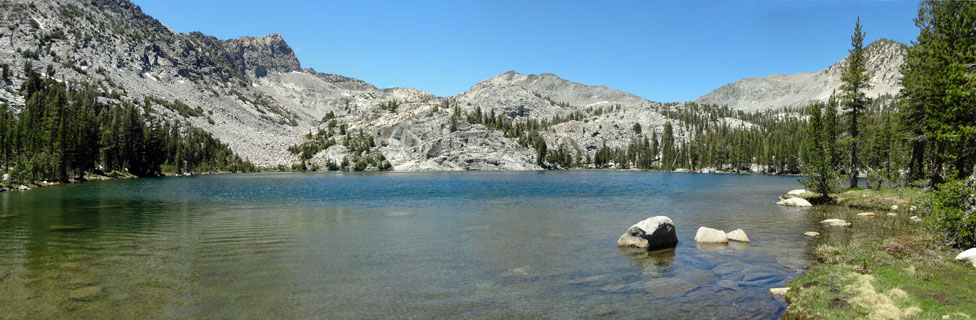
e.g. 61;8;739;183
696;39;909;111
222;33;301;79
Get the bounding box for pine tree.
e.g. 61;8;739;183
662;122;675;170
802;103;839;199
900;0;976;185
840;17;870;188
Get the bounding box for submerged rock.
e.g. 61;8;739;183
776;197;812;207
694;227;729;243
910;216;922;223
726;229;750;242
820;219;851;227
887;212;898;217
68;286;102;301
956;248;976;267
67;276;100;288
804;231;821;237
695;242;729;251
617;216;678;249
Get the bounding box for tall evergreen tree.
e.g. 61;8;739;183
900;0;976;186
841;17;871;188
802;103;839;199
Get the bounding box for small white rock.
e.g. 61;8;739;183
726;229;750;242
776;197;812;207
820;219;851;227
804;231;820;237
694;227;729;243
856;212;876;218
910;216;922;223
886;212;897;217
891;205;899;210
787;189;808;196
769;287;790;296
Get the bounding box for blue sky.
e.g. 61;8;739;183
135;0;920;102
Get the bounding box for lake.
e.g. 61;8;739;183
0;171;823;319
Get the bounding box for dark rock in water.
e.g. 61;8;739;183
617;216;678;249
49;225;87;232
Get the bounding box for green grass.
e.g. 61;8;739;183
834;188;924;212
784;236;976;319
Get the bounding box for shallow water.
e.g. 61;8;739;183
0;171;828;318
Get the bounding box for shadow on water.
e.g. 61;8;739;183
619;246;677;267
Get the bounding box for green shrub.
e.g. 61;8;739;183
921;179;976;248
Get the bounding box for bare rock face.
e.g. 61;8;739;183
696;39;907;111
456;71;684;163
617;216;678;249
190;32;302;79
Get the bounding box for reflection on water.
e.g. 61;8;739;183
0;171;822;318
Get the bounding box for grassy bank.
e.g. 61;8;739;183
784;236;975;319
783;188;976;319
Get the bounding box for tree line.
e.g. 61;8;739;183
0;63;255;186
803;1;976;198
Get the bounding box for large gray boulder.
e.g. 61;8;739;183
617;216;678;249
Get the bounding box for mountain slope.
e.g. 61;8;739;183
695;39;908;111
0;0;745;172
453;71;676;156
